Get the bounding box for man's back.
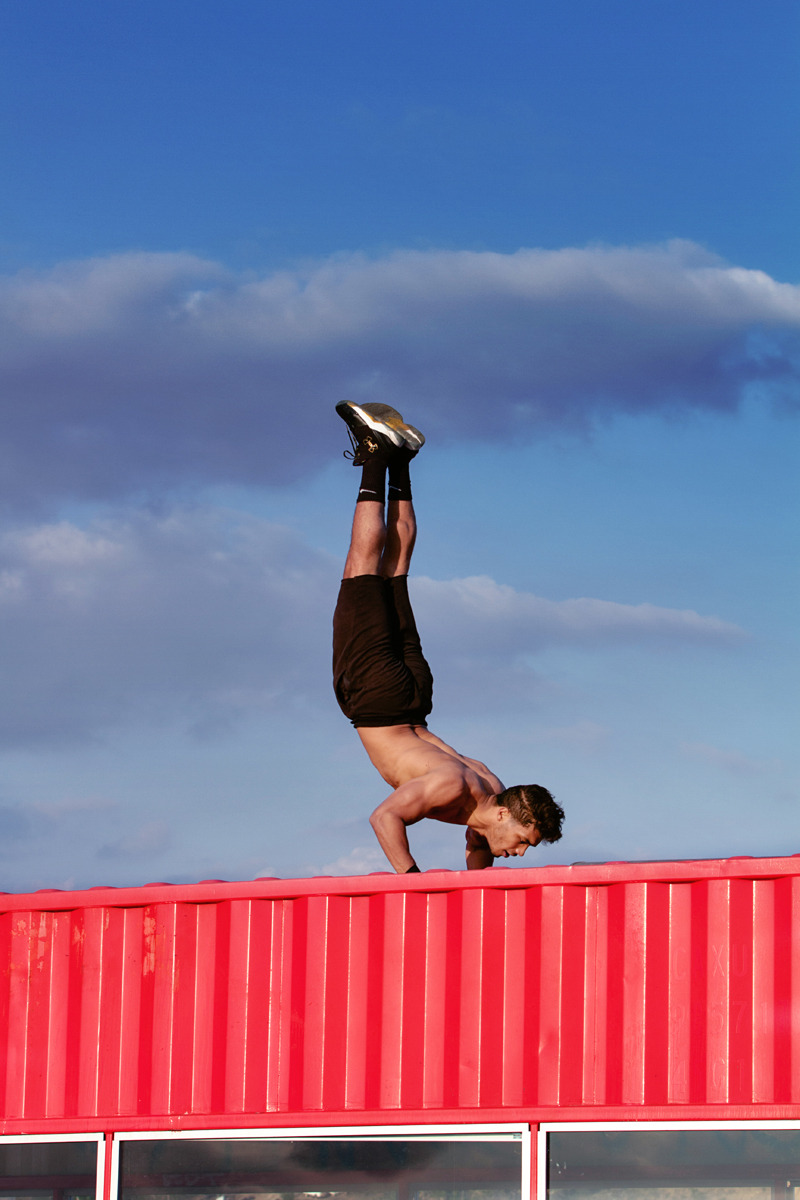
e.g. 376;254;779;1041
358;723;504;796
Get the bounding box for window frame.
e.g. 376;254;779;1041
536;1121;800;1200
110;1123;530;1200
0;1133;105;1200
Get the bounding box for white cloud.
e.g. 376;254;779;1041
15;523;123;566
0;507;338;746
0;240;797;512
320;845;390;876
0;507;746;749
410;575;744;715
30;795;119;818
413;574;744;649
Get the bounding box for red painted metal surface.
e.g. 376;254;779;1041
1;855;799;1132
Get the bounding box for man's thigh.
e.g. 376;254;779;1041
333;575;431;726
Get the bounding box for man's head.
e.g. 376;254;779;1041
495;784;564;844
478;784;564;860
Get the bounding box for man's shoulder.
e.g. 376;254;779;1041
424;759;474;788
459;757;503;795
414;762;480;809
429;761;501;813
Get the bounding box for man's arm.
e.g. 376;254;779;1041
465;827;494;870
369;803;418;873
369;770;467;873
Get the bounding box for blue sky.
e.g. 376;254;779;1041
0;0;797;890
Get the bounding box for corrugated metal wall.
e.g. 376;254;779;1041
1;858;799;1126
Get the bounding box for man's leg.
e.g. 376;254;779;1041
380;498;416;578
343;500;386;578
383;450;432;717
337;403;421;580
334;402;431;728
379;441;417;577
342;489;416;580
334;526;427;730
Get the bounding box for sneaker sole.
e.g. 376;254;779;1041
337;401;425;453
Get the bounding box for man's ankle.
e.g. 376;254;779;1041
357;454;388;503
388;450;412;501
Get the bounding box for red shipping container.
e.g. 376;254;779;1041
1;854;800;1136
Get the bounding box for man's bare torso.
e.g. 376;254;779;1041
357;724;504;824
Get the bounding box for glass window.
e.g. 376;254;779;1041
546;1129;800;1200
0;1140;98;1200
119;1137;523;1200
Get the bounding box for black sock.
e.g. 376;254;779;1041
357;454;388;503
388;450;412;502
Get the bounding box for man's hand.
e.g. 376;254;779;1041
465;827;493;870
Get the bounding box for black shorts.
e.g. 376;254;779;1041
332;574;434;728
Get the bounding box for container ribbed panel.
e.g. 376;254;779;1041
1;858;799;1125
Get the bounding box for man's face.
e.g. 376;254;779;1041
488;809;543;859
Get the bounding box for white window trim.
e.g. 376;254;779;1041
0;1132;105;1200
110;1123;529;1200
536;1120;800;1200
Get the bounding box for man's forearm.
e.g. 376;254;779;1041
466;845;494;869
369;807;417;873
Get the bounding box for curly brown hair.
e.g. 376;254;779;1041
495;784;564;843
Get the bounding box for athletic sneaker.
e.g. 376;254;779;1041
336;401;425;464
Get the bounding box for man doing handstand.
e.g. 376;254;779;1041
332;401;564;873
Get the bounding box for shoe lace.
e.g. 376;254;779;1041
343;428;359;461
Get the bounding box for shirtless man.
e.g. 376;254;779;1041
332;401;564;873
